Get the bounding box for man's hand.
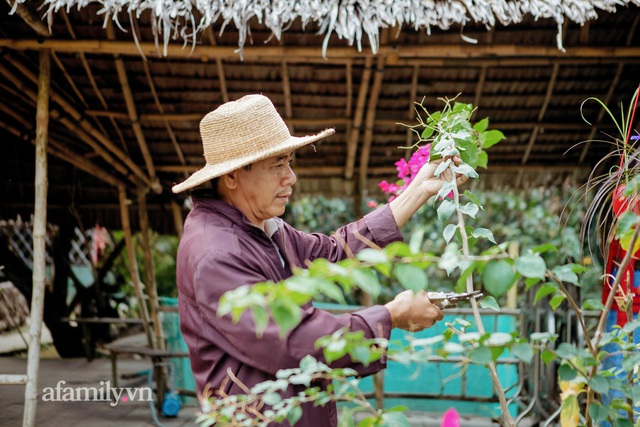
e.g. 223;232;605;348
389;155;469;229
412;155;468;199
384;290;444;332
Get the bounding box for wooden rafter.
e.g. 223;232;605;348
107;24;158;191
358;55;386;197
61;10;129;153
207;27;229;104
141;58;187;177
405;64;420;157
579;13;639;164
473;65;487;112
281;60;294;134
345;56;373;180
1;57;153;188
4;0;49;37
2;39;639;60
521;62;559;166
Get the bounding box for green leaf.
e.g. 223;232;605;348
472;227;496;243
408;228;425;254
479;295;500;311
582;298;605;310
552;265;579;285
549;294;566;310
443;223;457;243
263;392;282;406
463;190;483;208
534;283;559;304
452;164;479;179
434;159;452;177
351;269;381;300
541;349;557;365
380;411;410;427
560;394;580;427
357;416;377;427
476;150;488;168
459;202;479;218
356;248;389;264
556;343;575;359
588;402;608;424
615;212;639;238
482;260;517;297
251;305;270;338
287;405;303;425
525;277;541;290
473;118;489;133
395;263;429;293
470;346;493;365
421;126;435;140
482;129;505;149
589;375;610;395
269;298;302;337
515;254;547;278
532;243;558;254
558;364;578;381
512;343;534;363
437;181;455;200
437;200;457;222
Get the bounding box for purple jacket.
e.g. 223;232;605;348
176;194;403;426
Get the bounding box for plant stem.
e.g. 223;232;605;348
549;275;595;354
451;169;515;427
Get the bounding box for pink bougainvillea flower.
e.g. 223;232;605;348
395;158;410;179
440;408;460;427
366;200;379;208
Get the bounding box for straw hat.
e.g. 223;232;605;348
172;94;335;193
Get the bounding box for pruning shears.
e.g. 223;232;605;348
427;290;484;309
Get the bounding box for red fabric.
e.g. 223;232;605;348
602;238;640;326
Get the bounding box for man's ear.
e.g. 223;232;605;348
221;171;239;190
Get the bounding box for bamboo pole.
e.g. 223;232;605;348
118;185;154;349
4;0;50;37
23;48;50;427
171;200;184;239
2;38;639;59
358;55;386;200
404;65;420;159
345;57;373;180
136;181;164;350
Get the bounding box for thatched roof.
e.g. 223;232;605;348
1;0;639;233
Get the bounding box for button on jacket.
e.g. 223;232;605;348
177;194;403;426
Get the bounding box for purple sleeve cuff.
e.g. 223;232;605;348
363;204;403;247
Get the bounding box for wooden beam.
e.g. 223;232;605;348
107;24;158;190
142;58;187;177
4;0;50;37
521;62;560;166
579;14;639;164
61;10;130;154
23;48;50;427
473;65;487;112
404;65;420;158
359;56;386;198
207;27;229;104
345;57;373;180
158;163;590;176
2;39;639;60
281;60;294;134
1;57;154;189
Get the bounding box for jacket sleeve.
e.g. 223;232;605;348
191;249;391;377
285;204;404;265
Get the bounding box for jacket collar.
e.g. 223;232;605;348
191;191;283;238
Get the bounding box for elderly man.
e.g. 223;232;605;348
172;94;466;426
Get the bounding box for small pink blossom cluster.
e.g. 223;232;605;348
378;144;431;202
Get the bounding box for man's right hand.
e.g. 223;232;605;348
384;290;444;332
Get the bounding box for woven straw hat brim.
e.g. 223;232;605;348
171;128;335;193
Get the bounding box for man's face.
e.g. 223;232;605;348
232;151;297;225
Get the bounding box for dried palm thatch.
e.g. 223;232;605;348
0;281;30;333
13;0;640;56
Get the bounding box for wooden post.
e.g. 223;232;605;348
23;48;50;427
137;180;164;350
171;200;184;239
118;185;154;349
